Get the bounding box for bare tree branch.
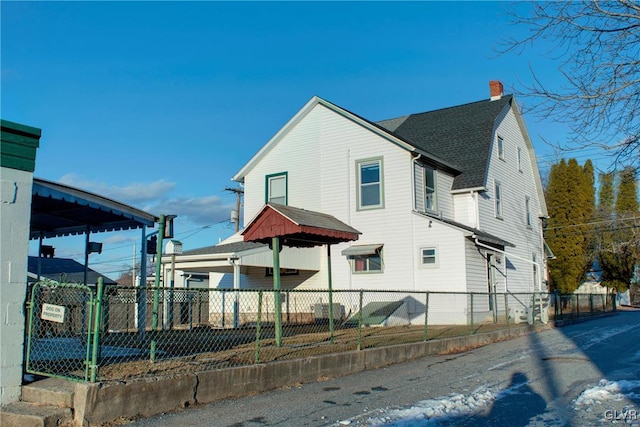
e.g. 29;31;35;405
499;1;640;169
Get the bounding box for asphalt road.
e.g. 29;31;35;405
130;309;640;427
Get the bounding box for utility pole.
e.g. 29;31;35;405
225;187;244;232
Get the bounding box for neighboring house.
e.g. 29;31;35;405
174;81;549;324
27;256;116;286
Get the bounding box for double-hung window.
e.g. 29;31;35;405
266;172;287;205
420;247;438;268
357;158;383;210
497;137;505;161
525;196;531;228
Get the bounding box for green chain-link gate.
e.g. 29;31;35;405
25;279;104;382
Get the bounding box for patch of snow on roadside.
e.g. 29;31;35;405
349;386;501;426
574;379;640;407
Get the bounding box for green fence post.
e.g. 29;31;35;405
255;290;263;364
601;293;605;313
90;278;104;383
613;291;617;312
590;293;594;316
357;290;363;351
504;293;509;328
576;294;580;318
272;237;282;348
24;283;39;376
470;293;475;334
423;292;429;341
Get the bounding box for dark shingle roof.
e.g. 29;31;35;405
377;95;513;191
269;203;361;235
182;241;267;256
27;256;117;285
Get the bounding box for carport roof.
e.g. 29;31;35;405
30;178;158;240
242;203;361;248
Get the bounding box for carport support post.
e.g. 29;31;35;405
151;214;166;361
272;237;282;347
327;244;335;343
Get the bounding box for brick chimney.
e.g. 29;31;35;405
489;80;504;100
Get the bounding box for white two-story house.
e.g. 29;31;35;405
173;81;548;324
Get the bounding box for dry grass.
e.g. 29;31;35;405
97;321;519;382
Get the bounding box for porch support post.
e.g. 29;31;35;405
327;244;335;343
272;237;282;347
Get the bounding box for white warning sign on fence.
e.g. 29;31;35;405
41;303;66;323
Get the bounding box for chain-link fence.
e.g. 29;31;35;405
25;280;618;383
25;281;97;381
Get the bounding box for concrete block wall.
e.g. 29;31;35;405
0;169;35;405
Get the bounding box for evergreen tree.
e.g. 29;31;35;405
581;160;596;279
545;159;595;293
598;167;639;292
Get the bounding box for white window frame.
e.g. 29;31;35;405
424;165;437;213
266;172;287;205
517;147;522;172
356;158;384;210
497;136;505;161
419;246;439;268
495;180;503;218
525;196;532;228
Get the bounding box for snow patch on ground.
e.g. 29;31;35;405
574;379;640;407
340;386;502;426
336;378;640;426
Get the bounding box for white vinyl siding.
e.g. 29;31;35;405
241;106;322;225
478;104;545;294
238;98;546;304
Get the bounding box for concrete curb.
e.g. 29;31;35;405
73;323;551;426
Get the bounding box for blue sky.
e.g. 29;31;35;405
1;1;600;279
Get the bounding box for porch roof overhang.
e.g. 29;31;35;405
242;203;361;248
166;241;271;273
30;178;158;239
